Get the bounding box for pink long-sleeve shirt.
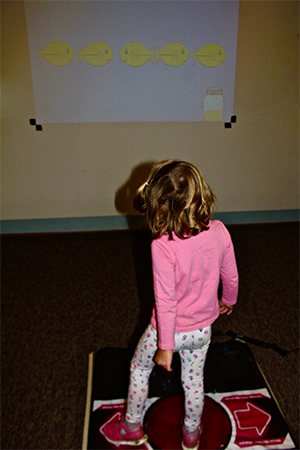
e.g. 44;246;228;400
150;220;239;350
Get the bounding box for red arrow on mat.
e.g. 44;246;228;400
234;402;271;436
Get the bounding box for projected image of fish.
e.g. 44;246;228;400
39;41;75;66
79;42;113;67
120;43;154;67
193;44;226;67
156;43;189;66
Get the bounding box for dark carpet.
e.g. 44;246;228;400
1;222;299;449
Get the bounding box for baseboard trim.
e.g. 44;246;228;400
1;210;299;234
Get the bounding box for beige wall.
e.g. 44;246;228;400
1;1;299;221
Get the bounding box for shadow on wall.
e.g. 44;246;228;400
115;161;157;347
115;160;156;227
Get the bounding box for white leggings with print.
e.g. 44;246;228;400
126;324;211;432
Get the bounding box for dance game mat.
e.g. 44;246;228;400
83;339;297;450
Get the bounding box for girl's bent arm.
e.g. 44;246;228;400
220;227;239;305
151;240;177;350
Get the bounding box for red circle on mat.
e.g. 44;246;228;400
144;394;231;449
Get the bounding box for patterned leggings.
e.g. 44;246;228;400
126;324;211;432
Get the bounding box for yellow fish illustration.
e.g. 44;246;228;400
156;43;189;67
79;42;113;67
120;43;154;67
39;41;74;66
193;44;226;67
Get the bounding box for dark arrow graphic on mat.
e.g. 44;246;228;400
234;402;271;436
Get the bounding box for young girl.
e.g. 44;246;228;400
103;160;239;450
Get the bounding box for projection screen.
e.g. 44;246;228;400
25;0;240;123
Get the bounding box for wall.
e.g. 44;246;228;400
1;1;299;230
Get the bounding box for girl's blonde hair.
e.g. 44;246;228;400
133;159;216;239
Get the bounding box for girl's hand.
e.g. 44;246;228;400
219;300;234;315
153;348;173;372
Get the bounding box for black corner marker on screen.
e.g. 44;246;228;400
231;115;237;123
29;118;43;130
224;122;232;129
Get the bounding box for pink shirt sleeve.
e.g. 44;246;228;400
220;226;239;306
151;241;177;350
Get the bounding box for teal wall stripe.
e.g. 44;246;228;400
1;210;299;234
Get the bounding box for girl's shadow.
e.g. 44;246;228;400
114;161;156;348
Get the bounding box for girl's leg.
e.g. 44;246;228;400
175;327;211;432
125;325;157;424
102;325;156;446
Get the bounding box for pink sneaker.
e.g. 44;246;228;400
102;417;148;447
182;425;202;450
